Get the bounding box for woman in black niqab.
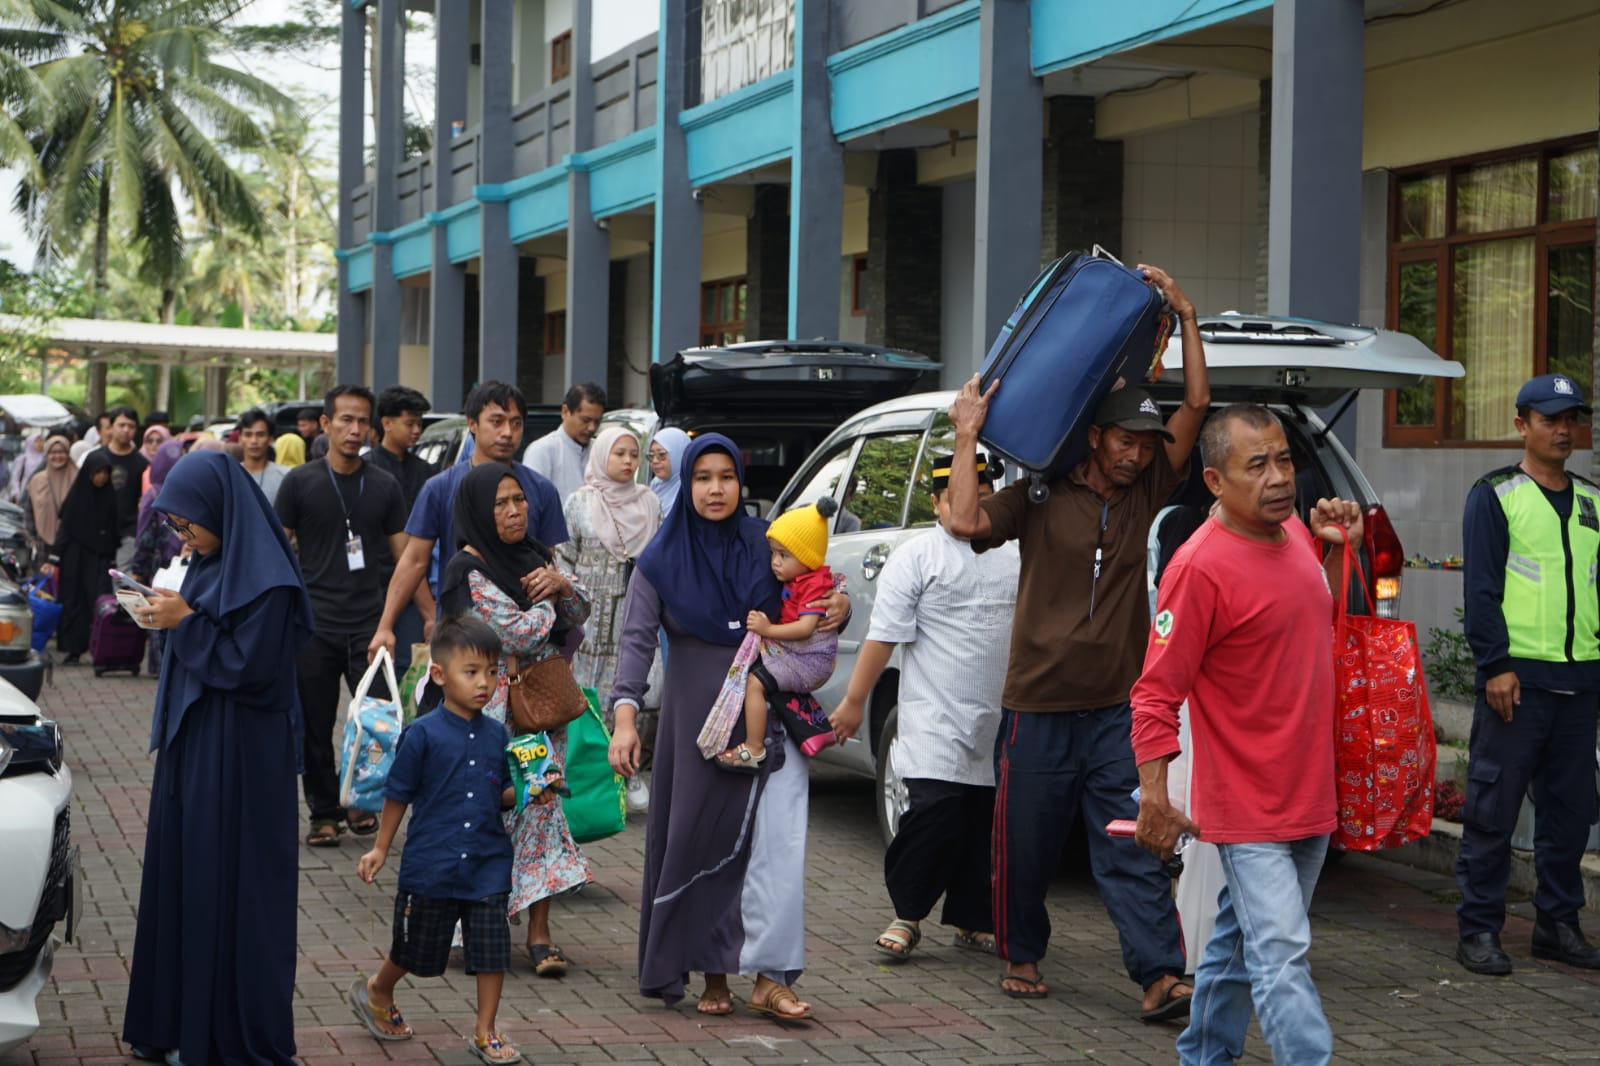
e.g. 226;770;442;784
121;451;314;1066
44;448;119;661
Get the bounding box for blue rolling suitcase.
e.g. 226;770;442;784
977;250;1172;500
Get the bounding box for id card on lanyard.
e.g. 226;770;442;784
327;462;366;571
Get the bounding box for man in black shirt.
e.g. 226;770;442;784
276;385;426;848
366;385;434;510
101;405;148;570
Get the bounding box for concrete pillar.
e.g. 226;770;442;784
652;0;704;359
1267;0;1363;322
336;2;367;384
745;184;789;340
972;0;1042;358
788;0;843;338
516;260;545;403
203;366;228;416
368;0;405;388
865;149;941;356
1041;96;1121;263
478;0;519;385
565;0;610;390
1254;80;1270;314
429;0;470;411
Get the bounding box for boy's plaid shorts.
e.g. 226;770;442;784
388;891;510;977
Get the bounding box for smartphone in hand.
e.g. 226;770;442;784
108;568;156;597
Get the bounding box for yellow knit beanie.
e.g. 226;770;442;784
766;496;837;571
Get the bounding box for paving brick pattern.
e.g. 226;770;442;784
6;666;1600;1065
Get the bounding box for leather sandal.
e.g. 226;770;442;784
747;983;813;1022
713;743;765;774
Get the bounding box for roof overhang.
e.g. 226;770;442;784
0;315;336;371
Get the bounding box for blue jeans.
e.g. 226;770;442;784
1177;836;1331;1066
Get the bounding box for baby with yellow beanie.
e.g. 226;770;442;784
697;497;841;772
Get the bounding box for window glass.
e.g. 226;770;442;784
838;433;921;532
785;438;855;527
1454;157;1537;234
1450;238;1535;441
1397;175;1446;241
1547;243;1596;398
1549;146;1599;223
1393;260;1438;426
906;415;955;528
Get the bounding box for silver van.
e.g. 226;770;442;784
771;314;1465;843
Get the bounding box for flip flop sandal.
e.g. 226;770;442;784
528;943;569;978
696;987;736;1016
469;1032;522;1064
953;930;997;955
348;976;413;1041
999;973;1048;999
128;1046;183;1066
1140;981;1193;1023
874;919;921;961
746;984;814;1023
347;811;379;835
306;820;343;848
713;744;765;774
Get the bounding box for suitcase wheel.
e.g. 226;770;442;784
93;666;104;677
1028;479;1051;504
132;665;140;677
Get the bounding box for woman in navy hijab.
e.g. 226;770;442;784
122;451;314;1066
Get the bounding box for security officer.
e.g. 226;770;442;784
1457;372;1600;975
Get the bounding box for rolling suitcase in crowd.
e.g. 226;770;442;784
977;247;1173;501
91;593;147;676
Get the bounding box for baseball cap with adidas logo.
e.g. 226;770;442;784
1093;385;1174;443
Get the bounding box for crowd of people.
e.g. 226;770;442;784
73;264;1600;1066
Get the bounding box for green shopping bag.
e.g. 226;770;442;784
563;688;627;844
398;643;431;724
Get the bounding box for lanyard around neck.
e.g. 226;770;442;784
325;460;364;530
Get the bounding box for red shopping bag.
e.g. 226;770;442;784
1332;540;1436;851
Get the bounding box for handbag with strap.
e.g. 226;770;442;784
507;652;589;734
563;688;627;844
1332;539;1436;851
338;647;404;812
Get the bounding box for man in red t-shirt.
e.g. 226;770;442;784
1130;403;1361;1066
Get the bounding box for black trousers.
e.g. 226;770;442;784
884;778;995;932
298;628;388;823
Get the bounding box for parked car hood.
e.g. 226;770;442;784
0;395;74;429
1151;314;1464;405
650;341;942;425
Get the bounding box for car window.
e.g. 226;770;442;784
785;437;858;526
906;414;957;528
838;433;922;533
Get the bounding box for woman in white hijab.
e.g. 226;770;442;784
555;427;663;727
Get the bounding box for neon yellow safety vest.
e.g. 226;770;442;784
1491;470;1600;663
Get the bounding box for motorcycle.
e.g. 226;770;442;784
0;678;73;1054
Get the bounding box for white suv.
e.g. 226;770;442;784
771;314;1465;843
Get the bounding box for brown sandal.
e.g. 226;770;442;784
747;983;813;1023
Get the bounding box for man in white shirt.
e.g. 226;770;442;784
522;382;605;499
237;407;289;505
829;452;1020;963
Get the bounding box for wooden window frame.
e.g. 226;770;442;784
550;30;573;82
699;276;748;347
1383;133;1597;448
544;309;567;356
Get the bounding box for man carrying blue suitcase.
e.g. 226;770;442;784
946;265;1210;1019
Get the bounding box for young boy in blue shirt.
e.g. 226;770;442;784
351;616;521;1064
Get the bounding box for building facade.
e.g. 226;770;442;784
337;0;1599;633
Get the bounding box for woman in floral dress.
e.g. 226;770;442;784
556;427;663;723
439;464;592;978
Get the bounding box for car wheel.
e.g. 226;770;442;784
875;708;909;847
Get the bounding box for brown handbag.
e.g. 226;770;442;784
507;653;588;734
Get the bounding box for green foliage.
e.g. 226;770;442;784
1423;607;1476;704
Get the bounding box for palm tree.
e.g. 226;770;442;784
0;0;292;410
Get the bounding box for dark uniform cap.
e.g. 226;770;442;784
1516;373;1592;417
1093;386;1175;443
930;452;998;492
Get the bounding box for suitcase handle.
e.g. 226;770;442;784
1092;244;1125;266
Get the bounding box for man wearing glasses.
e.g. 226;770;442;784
943;264;1211;1019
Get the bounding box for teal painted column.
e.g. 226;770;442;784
651;0;703;359
336;1;366;384
1267;0;1362;323
478;0;519;386
370;0;404;388
788;0;843;340
429;0;469;411
971;0;1041;366
566;0;611;390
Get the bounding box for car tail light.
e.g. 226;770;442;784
1364;504;1404;618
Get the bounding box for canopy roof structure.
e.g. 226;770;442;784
0;314;336;371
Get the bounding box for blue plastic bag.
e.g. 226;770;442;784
25;573;60;653
338;647;403;812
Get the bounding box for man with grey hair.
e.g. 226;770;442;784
945;264;1210;1018
1131;401;1362;1065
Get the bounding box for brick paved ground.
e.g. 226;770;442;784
6;666;1600;1066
